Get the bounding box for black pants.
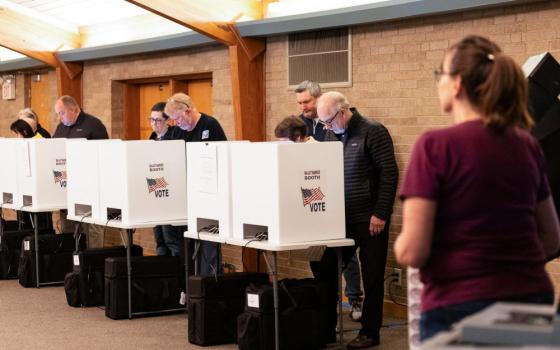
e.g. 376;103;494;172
310;221;389;340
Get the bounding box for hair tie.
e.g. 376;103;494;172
487;53;495;62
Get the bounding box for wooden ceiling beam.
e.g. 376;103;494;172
0;45;59;67
0;1;80;55
125;0;239;46
0;0;82;84
53;53;83;81
227;23;265;62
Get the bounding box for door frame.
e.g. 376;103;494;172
122;72;212;140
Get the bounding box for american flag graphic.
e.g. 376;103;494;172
301;187;325;206
146;177;169;193
53;170;67;184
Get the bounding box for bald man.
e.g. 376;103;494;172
53;95;108;140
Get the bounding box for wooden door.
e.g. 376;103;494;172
138;82;170;140
125;77;213;140
187;79;213;115
30;73;51;132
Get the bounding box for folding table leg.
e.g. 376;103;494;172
126;229;134;319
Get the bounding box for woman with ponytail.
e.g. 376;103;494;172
394;35;560;341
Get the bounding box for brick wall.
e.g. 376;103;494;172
0;75;26;136
81;44;234;139
0;0;559;306
265;1;560;303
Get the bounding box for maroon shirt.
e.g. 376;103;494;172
400;120;553;312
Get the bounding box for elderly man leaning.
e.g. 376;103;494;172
315;91;398;349
164;93;227;276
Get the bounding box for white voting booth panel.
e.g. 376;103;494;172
98;140;187;225
66;140;117;220
15;138;69;211
231;142;345;244
187;141;248;239
0;138;21;206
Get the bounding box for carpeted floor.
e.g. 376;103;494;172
0;279;408;349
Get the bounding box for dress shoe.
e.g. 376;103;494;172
346;334;380;349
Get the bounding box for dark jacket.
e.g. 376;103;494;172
36;123;51;138
182;113;227;142
149;125;181;141
299;114;327;142
325;108;398;223
53;111;108;140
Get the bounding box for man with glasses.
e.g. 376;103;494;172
165;93;226;142
316;91;398;349
148;102;181;141
146;102;185;257
164;93;226;276
295;80;366;322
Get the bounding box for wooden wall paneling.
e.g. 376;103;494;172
123;84;140;140
30;73;52;131
169;78;188;94
229;40;265;141
187;79;213;115
55;61;83;105
138;82;170;140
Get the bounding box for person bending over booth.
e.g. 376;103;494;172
165;93;226;276
8;119;53;230
147;101;184;257
53;95;109;247
316;91;399;348
18;107;50;138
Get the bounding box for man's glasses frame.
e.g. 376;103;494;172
149;118;166;124
321;110;340;126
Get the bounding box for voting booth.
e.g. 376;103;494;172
15;138;69;211
66;140;117;220
230;142;345;244
97;140;187;225
187;141;247;239
0;138;21;206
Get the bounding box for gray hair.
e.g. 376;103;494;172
318;91;350;114
58;95;80;109
17;107;38;121
295;80;322;98
165;93;194;115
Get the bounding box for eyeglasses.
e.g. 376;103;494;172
321;110;340;126
149;118;166;124
433;67;454;82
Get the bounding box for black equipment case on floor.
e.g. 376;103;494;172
17;232;79;287
237;278;332;350
0;228;54;279
0;219;20;232
64;245;143;307
187;272;269;346
104;255;184;319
